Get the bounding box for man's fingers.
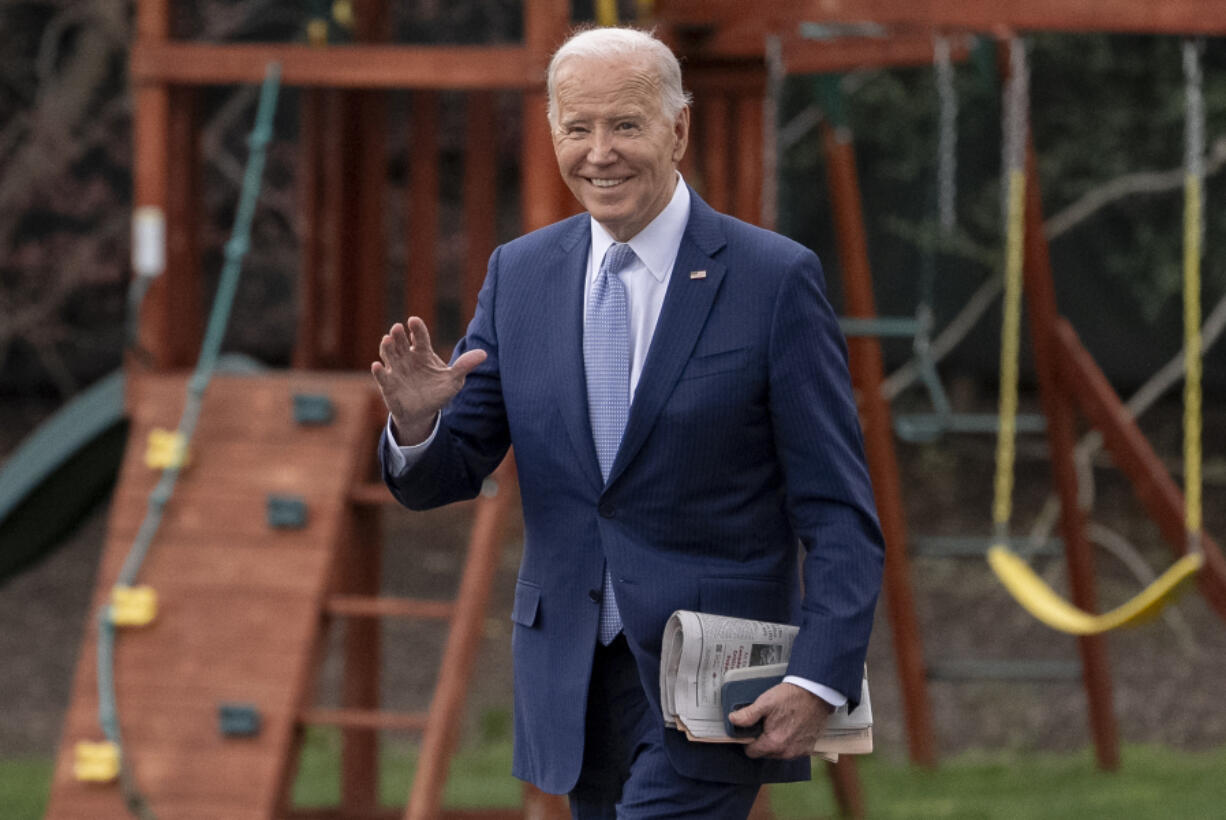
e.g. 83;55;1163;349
727;703;763;727
406;316;433;354
451;348;488;378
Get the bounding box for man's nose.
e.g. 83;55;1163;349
586;128;616;163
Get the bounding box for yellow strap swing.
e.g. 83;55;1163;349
985;39;1204;635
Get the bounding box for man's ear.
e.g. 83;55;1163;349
672;106;691;164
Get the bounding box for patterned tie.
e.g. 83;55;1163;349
585;242;636;644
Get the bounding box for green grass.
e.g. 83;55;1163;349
0;757;54;819
8;728;1226;819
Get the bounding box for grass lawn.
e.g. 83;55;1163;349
8;733;1225;818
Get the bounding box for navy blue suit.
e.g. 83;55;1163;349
381;190;884;795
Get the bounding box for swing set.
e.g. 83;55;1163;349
985;38;1208;635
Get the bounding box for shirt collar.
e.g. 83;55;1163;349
589;174;691;284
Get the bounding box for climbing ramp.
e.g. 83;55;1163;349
46;370;376;819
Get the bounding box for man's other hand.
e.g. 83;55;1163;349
727;682;833;760
371;316;487;445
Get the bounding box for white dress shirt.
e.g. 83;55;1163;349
384;175;846;710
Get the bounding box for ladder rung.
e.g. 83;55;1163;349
895;412;1046;442
926;659;1082;682
325;595;454;620
349;481;399;506
911;536;1063;558
300;707;429;732
838;316;921;338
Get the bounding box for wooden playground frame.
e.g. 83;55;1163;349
48;1;1226;818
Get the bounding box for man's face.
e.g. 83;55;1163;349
551;54;689;242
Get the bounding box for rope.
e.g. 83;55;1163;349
1182;38;1204;554
991;37;1028;540
95;63;282;817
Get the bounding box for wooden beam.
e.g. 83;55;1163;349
782;32;974;74
657;0;1226;36
302;708;429;732
131;42;541;89
326;595;455;620
1052;320;1226;621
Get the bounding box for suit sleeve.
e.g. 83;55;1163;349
379;245;511;510
768;248;884;706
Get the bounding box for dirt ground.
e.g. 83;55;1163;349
1;395;1224;765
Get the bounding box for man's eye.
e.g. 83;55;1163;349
616;121;639;132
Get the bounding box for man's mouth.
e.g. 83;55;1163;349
589;177;627;189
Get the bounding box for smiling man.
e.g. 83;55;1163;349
373;26;883;820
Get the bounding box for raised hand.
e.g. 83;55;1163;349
371;316;487;445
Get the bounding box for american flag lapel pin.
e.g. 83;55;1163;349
689;270;707;280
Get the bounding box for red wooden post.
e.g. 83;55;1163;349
825;757;866;818
341;506;383;812
821;121;937;768
699;95;731;213
732;94;763;225
294;89;324;369
406;91;440;325
464;91;498;322
164;86;203;365
132;0;198;370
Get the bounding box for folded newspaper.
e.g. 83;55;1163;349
660;610;872;762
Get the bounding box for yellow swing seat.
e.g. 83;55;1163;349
987;544;1203;635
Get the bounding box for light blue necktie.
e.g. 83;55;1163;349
585;242;636;644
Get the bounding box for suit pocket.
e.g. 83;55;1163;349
699;576;790;623
678;346;751;381
510;578;541;627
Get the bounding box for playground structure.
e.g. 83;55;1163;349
18;0;1223;818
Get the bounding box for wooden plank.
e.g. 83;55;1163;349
302;708;430;732
125;373;376;438
657;0;1226;36
131;42;541;89
327;595;455;620
48;371;377;820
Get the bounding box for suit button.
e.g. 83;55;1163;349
598;502;615;518
588;589;602;603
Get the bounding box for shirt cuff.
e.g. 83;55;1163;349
783;675;848;710
384;413;440;476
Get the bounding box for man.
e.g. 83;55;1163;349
373;27;883;819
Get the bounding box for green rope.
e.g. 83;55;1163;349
96;62;281;818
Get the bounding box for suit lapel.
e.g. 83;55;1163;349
546;218;604;492
606;194;727;487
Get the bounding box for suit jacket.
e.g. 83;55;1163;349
381;189;884;794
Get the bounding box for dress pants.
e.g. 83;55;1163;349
568;634;761;819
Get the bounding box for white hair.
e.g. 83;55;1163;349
546;27;692;127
